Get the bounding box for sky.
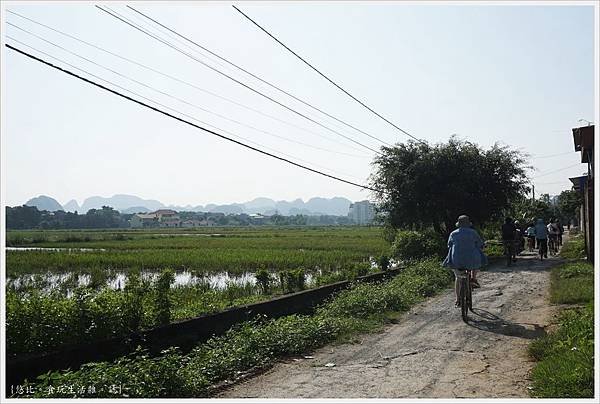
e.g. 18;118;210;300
1;1;597;207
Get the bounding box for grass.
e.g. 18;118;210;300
559;234;587;260
528;305;594;398
528;236;594;398
15;258;452;398
550;261;594;304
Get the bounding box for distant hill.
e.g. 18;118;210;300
21;194;357;216
120;206;152;214
25;195;63;212
80;194;163;212
63;199;80;212
209;204;245;215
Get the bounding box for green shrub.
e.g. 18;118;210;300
377;254;390;271
278;268;306;293
254;268;271;294
154;269;175;325
390;230;446;261
560;236;586;260
483;242;504;258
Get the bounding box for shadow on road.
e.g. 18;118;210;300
486;252;563;274
467;308;546;339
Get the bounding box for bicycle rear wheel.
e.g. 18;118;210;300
467;276;473;311
460;277;468;322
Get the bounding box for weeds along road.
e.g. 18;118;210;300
219;248;564;398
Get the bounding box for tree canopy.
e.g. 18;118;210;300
369;137;530;237
556;189;582;223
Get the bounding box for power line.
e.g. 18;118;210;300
533;180;570;185
6;43;377;192
232;5;428;146
5;9;370;157
530;151;573;159
7;36;364;181
96;5;383;156
6;10;369;158
127;5;394;148
7;22;369;160
532;163;582;179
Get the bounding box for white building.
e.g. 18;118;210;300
130;213;158;228
130;209;181;228
348;200;375;225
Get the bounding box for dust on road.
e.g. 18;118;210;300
219;250;562;399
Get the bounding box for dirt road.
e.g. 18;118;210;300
219;250;562;399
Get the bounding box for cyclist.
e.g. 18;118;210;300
547;220;560;254
442;215;487;307
557;220;564;247
535;218;548;259
514;220;525;254
501;217;517;265
526;222;536;251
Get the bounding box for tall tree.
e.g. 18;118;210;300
556;189;582;224
369;137;530;237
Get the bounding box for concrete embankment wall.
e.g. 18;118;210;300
7;269;400;387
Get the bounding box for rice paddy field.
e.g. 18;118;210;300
5;226;390;356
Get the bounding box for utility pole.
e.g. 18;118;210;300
532;184;535;201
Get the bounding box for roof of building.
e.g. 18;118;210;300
154;209;178;215
134;213;157;219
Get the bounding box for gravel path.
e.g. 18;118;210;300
219;249;562;399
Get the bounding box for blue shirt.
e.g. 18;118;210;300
534;222;548;239
442;227;487;270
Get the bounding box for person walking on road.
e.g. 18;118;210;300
442;215;487;307
535;218;549;259
526;222;536;251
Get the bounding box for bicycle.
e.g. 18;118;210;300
548;235;559;255
503;240;514;266
538;238;548;261
457;269;474;323
527;236;535;252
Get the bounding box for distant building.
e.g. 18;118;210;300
249;213;268;225
156;209;181;228
348;200;375;225
130;213;159;228
181;219;203;228
130;209;181;228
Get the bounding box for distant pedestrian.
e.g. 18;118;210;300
534;218;548;259
526;222;536;251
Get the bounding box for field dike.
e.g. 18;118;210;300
7;266;402;389
9;259;450;398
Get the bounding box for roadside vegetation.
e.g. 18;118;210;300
528;235;594;398
17;259;451;398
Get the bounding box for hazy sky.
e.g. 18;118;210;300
1;1;596;207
